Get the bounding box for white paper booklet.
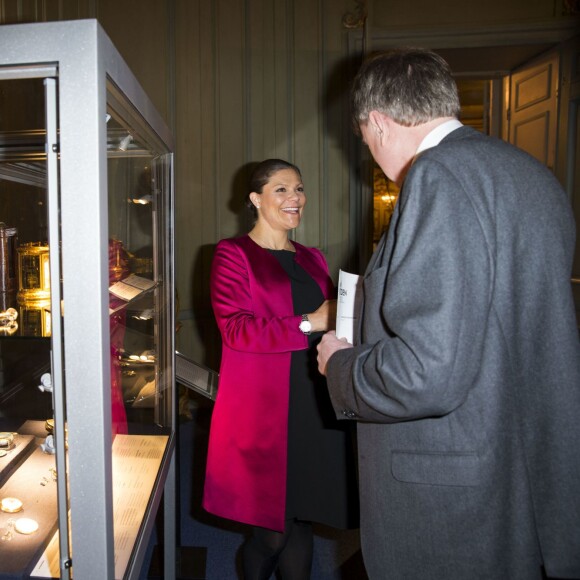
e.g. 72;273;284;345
336;269;362;344
109;273;155;301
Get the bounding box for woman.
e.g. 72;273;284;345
203;159;359;579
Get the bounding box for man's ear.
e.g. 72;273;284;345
368;110;389;140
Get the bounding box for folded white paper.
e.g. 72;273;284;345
336;269;362;344
109;274;155;301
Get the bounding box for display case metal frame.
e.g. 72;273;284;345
0;20;176;580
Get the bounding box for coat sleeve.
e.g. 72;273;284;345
210;239;309;353
327;160;493;422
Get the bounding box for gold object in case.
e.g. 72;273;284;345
17;242;50;303
18;301;51;337
0;223;18;293
1;498;23;513
0;432;14;448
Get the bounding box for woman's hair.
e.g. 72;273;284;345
351;48;461;130
245;158;302;217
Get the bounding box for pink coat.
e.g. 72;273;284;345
202;235;335;531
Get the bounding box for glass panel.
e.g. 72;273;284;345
0;76;61;576
106;79;172;579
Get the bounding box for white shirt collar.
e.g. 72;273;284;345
416;119;463;155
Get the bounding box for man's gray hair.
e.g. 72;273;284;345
351;48;461;130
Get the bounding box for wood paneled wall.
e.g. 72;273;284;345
0;0;95;22
167;0;356;368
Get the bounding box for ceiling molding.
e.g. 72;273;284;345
368;18;580;50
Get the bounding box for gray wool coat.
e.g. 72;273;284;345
327;126;580;580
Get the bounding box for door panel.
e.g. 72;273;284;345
509;51;559;171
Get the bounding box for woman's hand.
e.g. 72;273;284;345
308;299;337;332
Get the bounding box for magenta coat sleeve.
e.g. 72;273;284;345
210;237;308;353
203;235;335;532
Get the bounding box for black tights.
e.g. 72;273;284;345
242;519;313;580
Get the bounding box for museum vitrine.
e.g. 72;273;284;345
0;20;176;579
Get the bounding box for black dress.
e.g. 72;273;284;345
269;250;359;529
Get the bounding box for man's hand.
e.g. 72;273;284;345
317;330;353;376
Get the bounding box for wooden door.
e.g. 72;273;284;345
508;50;559;172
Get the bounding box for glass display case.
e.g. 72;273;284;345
0;20;176;579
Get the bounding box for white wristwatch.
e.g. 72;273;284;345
299;314;312;335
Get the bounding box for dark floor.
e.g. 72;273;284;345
144;394;367;579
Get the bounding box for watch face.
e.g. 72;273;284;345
299;320;312;333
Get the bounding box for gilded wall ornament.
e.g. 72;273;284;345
342;0;368;29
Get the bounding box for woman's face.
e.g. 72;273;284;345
252;168;306;233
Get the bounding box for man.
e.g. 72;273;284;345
318;48;580;579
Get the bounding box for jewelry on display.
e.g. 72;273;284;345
1;498;23;513
0;308;17;325
0;308;18;334
14;518;39;535
0;321;17;334
38;373;53;393
40;434;55;455
40;466;57;485
128;351;155;364
1;519;15;542
0;432;14;448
